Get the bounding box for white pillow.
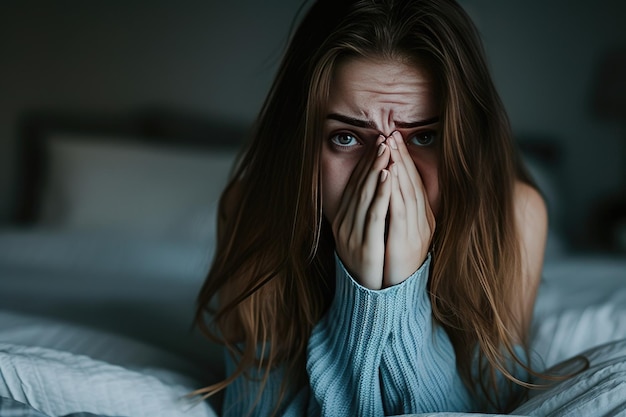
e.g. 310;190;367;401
513;339;626;415
40;134;238;243
531;303;626;369
0;343;218;417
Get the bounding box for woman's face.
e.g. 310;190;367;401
321;56;441;224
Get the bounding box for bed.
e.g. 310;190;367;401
1;109;625;417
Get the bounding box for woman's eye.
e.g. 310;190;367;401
329;133;359;148
408;130;437;147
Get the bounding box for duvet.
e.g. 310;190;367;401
0;396;116;417
0;231;625;416
1;336;625;417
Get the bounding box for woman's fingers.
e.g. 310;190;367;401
333;135;387;229
332;135;391;289
385;163;406;283
394;131;436;231
352;141;390;241
360;168;391;289
383;132;433;286
390;131;421;194
389;131;434;231
386;136;419;233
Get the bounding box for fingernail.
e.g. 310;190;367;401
380;169;389;182
377;143;386;156
391;163;398;175
388;137;398;150
377;134;386;145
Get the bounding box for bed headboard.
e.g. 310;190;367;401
14;108;247;225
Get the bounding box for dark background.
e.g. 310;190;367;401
1;0;625;251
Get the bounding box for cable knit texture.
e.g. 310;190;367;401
222;254;474;416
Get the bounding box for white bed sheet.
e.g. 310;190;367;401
0;341;218;417
0;310;206;381
532;255;626;368
0;229;223;375
1;229;625;416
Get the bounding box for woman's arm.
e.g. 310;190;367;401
222;254;472;416
310;254;473;415
513;181;548;341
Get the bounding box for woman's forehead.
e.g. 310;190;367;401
325;56;438;128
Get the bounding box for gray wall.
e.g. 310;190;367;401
1;0;625;249
0;0;302;220
461;0;626;247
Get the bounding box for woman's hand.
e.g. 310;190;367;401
383;131;435;287
332;135;392;290
331;131;435;290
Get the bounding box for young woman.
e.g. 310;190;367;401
195;0;548;415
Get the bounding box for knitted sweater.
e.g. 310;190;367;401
222;254;474;416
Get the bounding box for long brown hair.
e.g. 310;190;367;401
195;0;537;412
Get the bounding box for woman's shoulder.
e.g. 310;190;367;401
513;180;548;233
513;180;548;267
512;180;547;333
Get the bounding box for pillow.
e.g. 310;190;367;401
532;257;626;367
0;343;218;417
0;309;220;383
513;338;626;415
39;134;238;243
531;303;626;369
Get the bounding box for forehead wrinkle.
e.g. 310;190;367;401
356;108;388;132
350;108;395;134
385;109;395;132
328;57;436;133
362;107;406;132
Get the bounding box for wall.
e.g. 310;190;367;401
1;0;625;249
461;0;626;246
0;0;302;221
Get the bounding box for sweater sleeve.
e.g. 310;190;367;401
222;351;312;416
376;265;474;414
306;253;472;415
222;253;473;416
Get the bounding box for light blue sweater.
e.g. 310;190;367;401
222;254;474;416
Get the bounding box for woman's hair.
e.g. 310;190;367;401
195;0;537;412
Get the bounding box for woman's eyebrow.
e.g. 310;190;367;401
326;113;439;129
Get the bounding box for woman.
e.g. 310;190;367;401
195;0;547;415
